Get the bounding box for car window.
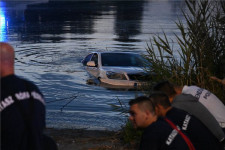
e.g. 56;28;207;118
101;53;145;67
91;53;98;66
82;53;93;65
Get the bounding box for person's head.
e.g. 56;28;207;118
129;96;157;129
153;80;182;102
0;42;15;77
149;92;172;117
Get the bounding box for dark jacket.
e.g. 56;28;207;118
166;108;222;150
1;75;46;150
172;94;225;142
139;117;189;150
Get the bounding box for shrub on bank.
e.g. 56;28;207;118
144;0;225;103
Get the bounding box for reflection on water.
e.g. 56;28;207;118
21;1;147;44
113;1;144;42
2;0;187;130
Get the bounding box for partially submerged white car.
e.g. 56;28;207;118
82;52;150;87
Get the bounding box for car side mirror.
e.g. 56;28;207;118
87;61;96;67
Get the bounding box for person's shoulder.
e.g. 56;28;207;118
146;118;170;131
16;75;37;86
182;85;201;95
174;93;198;102
168;107;187;116
1;75;25;86
143;118;167;138
21;78;36;87
143;117;178;142
1;74;16;81
16;75;42;94
183;85;199;90
166;108;190;124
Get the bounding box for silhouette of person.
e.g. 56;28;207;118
0;42;57;150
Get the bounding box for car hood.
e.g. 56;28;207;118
101;66;146;74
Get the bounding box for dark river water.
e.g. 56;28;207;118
1;0;187;130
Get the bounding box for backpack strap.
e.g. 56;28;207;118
164;118;195;150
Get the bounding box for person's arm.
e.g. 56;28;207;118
172;94;225;142
210;76;225;85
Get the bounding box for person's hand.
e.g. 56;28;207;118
210;76;225;85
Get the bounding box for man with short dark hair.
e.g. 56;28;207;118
129;96;189;150
149;92;222;150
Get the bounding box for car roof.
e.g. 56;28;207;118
90;51;140;55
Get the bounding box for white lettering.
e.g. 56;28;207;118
166;129;178;145
203;91;211;99
0;91;45;112
0;96;14;112
182;115;191;130
15;92;30;100
31;91;45;105
195;88;204;99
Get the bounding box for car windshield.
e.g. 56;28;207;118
101;53;146;67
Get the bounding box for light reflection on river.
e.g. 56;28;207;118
1;0;187;130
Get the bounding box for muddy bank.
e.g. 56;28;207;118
45;128;137;150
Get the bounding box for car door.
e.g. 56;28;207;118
82;53;93;66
